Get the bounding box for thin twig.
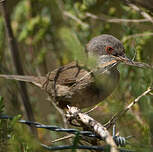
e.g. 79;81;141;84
51;134;74;143
149;92;153;96
47;97;68;129
105;87;152;129
125;0;153;23
85;105;98;114
122;33;153;41
86;12;150;23
63;11;89;27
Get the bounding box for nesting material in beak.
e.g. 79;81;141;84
112;54;153;69
114;55;133;64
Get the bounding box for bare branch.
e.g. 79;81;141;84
47;97;68;129
51;134;74;143
125;0;153;23
66;106;119;152
122;32;153;41
124;0;153;13
86;12;150;23
63;11;89;27
85;105;98;114
105;87;152;129
149;92;153;96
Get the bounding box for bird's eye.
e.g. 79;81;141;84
106;46;114;54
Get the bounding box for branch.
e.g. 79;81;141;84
63;11;89;27
0;0;36;135
105;87;152;129
86;12;150;23
124;0;153;23
48;97;68;128
66;106;119;152
122;32;153;41
124;0;153;13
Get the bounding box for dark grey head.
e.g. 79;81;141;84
86;34;125;56
86;34;129;69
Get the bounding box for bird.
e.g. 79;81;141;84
0;34;130;109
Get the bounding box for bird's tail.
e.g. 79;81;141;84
0;74;46;88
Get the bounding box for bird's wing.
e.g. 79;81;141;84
47;62;92;86
0;62;92;88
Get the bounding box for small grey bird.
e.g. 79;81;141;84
0;34;130;109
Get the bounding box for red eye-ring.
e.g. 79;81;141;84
106;46;114;54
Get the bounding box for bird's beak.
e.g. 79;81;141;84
98;53;133;71
113;53;133;65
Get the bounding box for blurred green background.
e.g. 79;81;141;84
0;0;153;151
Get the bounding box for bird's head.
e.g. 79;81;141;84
86;34;131;71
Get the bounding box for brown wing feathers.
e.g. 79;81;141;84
0;62;91;89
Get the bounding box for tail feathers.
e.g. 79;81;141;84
0;74;46;88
